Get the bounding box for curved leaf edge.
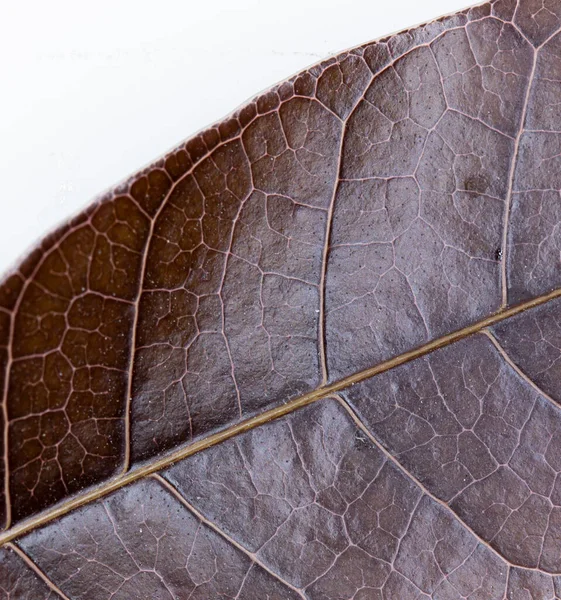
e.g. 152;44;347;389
0;0;488;531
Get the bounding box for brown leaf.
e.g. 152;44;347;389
4;0;561;597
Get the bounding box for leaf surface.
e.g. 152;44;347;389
4;0;561;597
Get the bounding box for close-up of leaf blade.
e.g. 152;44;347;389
4;0;561;597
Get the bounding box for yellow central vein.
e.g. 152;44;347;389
2;285;561;546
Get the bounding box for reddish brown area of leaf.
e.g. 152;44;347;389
5;0;561;597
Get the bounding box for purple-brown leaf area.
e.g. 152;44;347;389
0;545;60;599
7;0;561;597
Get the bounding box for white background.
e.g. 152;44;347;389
0;0;471;275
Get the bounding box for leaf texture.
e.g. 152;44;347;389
5;0;561;597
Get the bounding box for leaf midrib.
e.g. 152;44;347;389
2;285;560;547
